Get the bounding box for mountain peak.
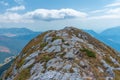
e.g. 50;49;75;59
2;27;120;80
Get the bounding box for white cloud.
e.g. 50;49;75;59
106;8;120;14
91;7;120;15
0;8;87;23
7;5;25;11
105;2;120;7
0;12;33;23
89;5;120;20
0;7;119;32
89;8;120;19
0;1;9;6
0;12;22;23
89;10;120;20
0;7;120;32
24;8;87;21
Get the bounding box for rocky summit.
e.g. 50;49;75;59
2;27;120;80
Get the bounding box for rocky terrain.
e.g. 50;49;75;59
2;27;120;80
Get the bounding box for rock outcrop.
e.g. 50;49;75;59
2;27;120;80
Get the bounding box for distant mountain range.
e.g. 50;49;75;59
100;26;120;44
85;27;120;52
0;28;34;37
0;28;41;64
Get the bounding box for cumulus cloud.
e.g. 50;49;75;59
0;8;87;23
24;8;87;21
1;7;120;23
0;12;33;23
7;5;25;11
0;12;25;23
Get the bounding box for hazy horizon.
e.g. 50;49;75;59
0;26;120;33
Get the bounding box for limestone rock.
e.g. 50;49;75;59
3;27;120;80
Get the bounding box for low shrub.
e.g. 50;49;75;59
14;68;30;80
52;36;64;42
40;42;48;48
80;49;96;58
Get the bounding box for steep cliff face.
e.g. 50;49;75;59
2;27;120;80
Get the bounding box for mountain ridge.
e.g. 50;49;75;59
2;27;120;80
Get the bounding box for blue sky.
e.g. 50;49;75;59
0;0;120;32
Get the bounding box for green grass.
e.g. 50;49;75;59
80;48;96;58
114;70;120;80
58;53;65;58
52;36;64;42
41;55;51;62
16;59;25;68
14;68;30;80
40;42;48;48
52;36;60;42
36;53;55;63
